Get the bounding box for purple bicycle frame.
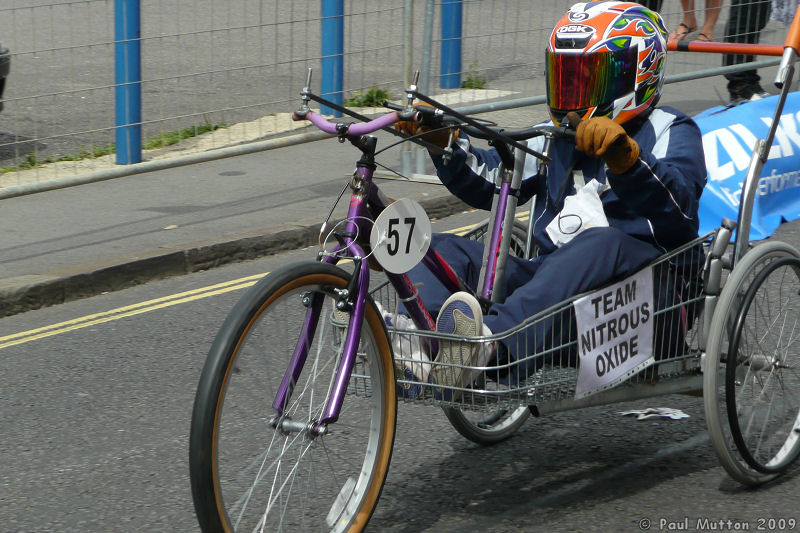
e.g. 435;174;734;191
271;109;510;427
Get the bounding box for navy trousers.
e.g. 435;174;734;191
723;0;771;93
407;227;668;380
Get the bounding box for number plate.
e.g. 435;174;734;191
369;199;431;273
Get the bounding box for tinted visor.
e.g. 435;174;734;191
546;47;637;114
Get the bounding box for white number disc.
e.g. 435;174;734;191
370;198;431;273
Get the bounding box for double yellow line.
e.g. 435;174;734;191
0;274;265;350
0;214;530;350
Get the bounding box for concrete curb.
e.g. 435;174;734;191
0;194;470;317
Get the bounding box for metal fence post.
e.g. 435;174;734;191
321;0;344;117
401;0;413;176
440;0;462;89
416;0;436;174
114;0;142;164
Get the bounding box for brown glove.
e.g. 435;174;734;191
571;113;640;174
395;102;458;149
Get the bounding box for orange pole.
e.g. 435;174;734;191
784;6;800;52
667;40;784;56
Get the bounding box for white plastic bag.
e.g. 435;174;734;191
545;178;609;247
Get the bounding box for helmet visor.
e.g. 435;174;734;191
546;47;637;114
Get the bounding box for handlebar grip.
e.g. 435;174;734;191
556;127;576;142
291;109;400;136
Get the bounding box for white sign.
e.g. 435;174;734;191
369;199;431;274
573;267;655;399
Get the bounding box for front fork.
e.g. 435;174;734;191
270;246;371;434
272;157;377;432
320;251;372;426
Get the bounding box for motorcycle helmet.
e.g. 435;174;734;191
546;2;669;126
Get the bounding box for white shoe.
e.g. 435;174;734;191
375;302;432;398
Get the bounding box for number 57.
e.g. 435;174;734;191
387;217;416;256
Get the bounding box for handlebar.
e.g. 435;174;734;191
291;73;574;163
460;124;575;143
394;99;575;143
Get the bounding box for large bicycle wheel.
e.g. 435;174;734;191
443;218;531;445
704;241;800;485
190;262;397;532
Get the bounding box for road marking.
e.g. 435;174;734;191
0;276;264;350
0;215;532;350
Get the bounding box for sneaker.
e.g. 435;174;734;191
375;302;432;399
729;84;769;104
433;292;493;401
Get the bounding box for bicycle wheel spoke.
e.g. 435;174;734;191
267;440;313;531
232;429;304;527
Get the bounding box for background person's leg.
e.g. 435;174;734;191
670;0;698;42
698;0;723;40
723;0;772;101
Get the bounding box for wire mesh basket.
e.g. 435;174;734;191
355;230;715;411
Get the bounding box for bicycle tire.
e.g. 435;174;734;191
703;240;800;485
443;218;531;445
190;262;397;532
725;255;800;474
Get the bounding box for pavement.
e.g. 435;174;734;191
0;73;771;317
0;129;477;317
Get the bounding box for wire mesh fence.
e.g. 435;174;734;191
0;0;791;188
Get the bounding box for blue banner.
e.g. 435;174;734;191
693;92;800;240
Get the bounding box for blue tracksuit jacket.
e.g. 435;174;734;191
407;106;708;378
431;106;707;254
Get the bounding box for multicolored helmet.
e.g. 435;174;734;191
546;2;669;126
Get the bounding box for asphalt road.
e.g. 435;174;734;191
2;209;799;532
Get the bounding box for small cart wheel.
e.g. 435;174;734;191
444;219;532;445
443;405;531;445
703;241;800;485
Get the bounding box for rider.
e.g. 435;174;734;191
394;2;707;395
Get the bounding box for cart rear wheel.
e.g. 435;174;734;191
725;255;800;474
444;219;531;445
704;241;800;485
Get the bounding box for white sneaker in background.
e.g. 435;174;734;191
375;302;432;398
